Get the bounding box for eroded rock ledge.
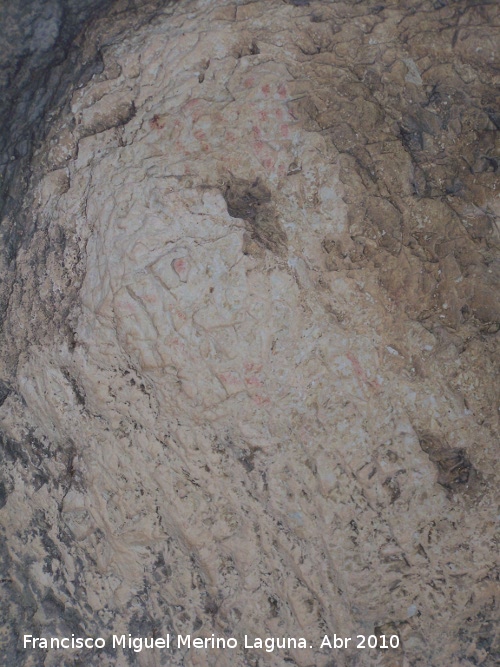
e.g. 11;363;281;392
0;1;498;666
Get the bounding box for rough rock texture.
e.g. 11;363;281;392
0;0;113;245
0;1;499;665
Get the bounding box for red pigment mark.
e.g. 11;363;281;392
280;123;289;138
218;371;241;386
261;83;271;94
245;376;263;387
253;394;270;406
183;98;202;111
278;163;287;177
253;141;276;170
172;258;186;273
258;110;268;122
347;352;364;380
252;125;262;139
181;98;206;122
143;294;157;304
278;83;287;98
120;303;136;313
244;362;263;372
244;77;255;88
346;352;380;392
226;132;236;142
149;114;165;130
193;129;206;141
201;143;210;152
172;258;190;283
171;308;187;322
275;108;283;119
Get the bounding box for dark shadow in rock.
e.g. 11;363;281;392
222;177;287;255
0;380;10;406
418;433;475;492
0;480;8;509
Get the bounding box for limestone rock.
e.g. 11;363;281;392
0;1;498;666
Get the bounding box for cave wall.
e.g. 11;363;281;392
0;1;498;666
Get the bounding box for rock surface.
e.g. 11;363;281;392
0;1;499;665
